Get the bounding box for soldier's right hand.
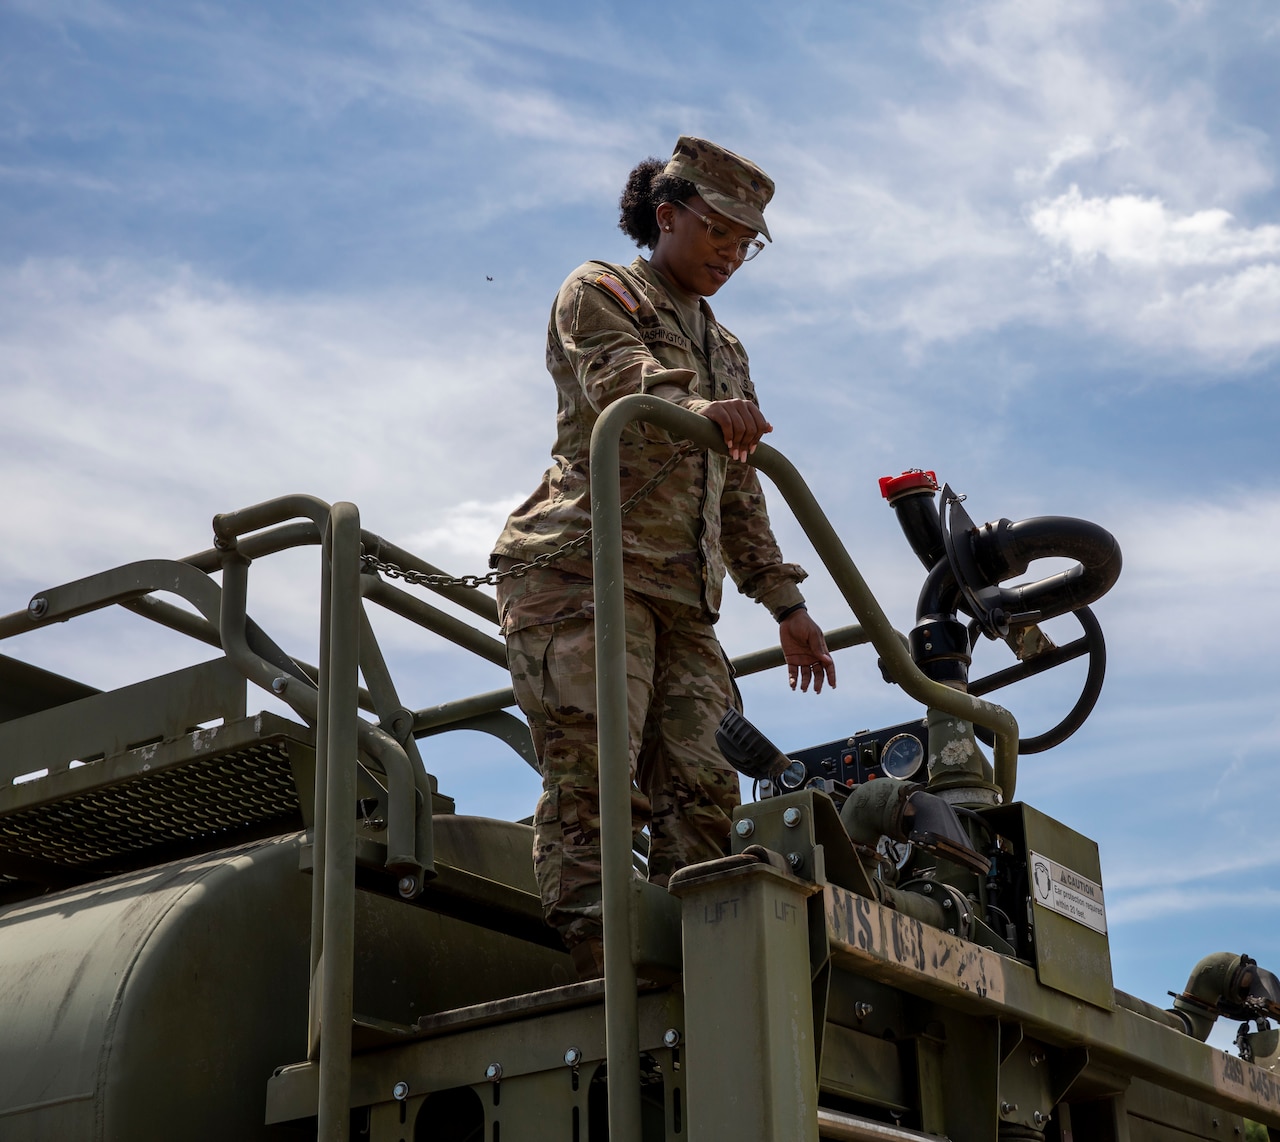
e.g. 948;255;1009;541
702;399;772;463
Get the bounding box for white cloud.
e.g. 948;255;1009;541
1015;133;1131;187
402;499;527;565
1023;188;1280;361
1032;186;1280;268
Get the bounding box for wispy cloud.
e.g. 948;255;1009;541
1110;887;1280;925
1099;491;1280;667
733;0;1280;369
0;258;549;586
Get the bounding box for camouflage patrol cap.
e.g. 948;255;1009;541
664;136;774;242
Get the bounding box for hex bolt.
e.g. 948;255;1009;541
271;675;290;694
398;875;418;898
564;1047;582;1067
735;819;755;839
392;1081;410;1102
27;597;48;619
1000;1101;1018;1117
485;1063;503;1082
921;883;934;895
782;807;802;828
854;1002;874;1021
663;1028;682;1048
1033;1110;1050;1127
786;852;803;871
942;898;953;910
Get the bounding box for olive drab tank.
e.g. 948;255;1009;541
0;395;1276;1141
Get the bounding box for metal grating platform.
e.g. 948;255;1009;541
0;711;314;901
0;739;300;869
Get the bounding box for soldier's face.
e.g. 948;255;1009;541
652;196;758;298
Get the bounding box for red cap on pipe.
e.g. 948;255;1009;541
878;469;939;502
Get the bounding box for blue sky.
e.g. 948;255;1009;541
3;0;1279;1034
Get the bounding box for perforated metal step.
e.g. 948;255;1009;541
0;712;312;898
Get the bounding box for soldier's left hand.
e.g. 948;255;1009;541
779;609;836;694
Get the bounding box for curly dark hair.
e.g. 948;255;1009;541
618;157;697;249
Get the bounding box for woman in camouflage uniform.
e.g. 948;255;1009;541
491;136;836;979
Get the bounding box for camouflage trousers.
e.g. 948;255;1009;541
499;570;741;951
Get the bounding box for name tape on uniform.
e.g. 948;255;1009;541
1030;851;1107;935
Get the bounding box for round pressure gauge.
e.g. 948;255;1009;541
880;733;925;780
778;759;809;790
876;834;913;873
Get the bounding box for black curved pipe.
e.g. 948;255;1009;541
916;557;966;624
971;516;1122;626
891;489;948;573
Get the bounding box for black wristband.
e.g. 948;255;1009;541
775;602;807;623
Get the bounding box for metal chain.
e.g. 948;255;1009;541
361;446;699;590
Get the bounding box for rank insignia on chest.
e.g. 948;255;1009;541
594;273;640;313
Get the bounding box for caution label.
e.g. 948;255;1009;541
1030;851;1107;935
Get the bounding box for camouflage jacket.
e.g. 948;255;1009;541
492;256;807;630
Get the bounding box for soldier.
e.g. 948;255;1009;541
491;136;836;980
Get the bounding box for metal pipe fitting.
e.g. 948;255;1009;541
1172;952;1280;1041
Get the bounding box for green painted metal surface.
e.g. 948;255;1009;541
988;802;1115;1011
0;817;569;1141
669;859;822;1142
0;443;1276;1142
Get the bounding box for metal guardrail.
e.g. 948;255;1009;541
588;394;1019;1142
0;495;485;1142
0;413;1017;1140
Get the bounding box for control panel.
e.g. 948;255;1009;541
758;718;930;802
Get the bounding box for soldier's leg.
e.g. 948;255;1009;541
506;598;658;964
641;600;742;887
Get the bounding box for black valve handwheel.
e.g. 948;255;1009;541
970;604;1105;755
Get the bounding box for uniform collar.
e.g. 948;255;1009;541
631;256;719;326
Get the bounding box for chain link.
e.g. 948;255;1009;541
361;446;699;590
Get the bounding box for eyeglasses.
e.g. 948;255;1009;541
676;201;766;262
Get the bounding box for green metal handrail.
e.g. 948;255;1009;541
0;438;1017;1142
588;394;1020;1142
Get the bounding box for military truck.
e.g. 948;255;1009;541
1;394;1276;1141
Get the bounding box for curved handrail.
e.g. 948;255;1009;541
588;394;1020;1142
207;493;500;623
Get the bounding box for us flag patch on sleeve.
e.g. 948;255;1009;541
594;273;640;313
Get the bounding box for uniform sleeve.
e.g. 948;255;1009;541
720;460;809;617
556;277;712;419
